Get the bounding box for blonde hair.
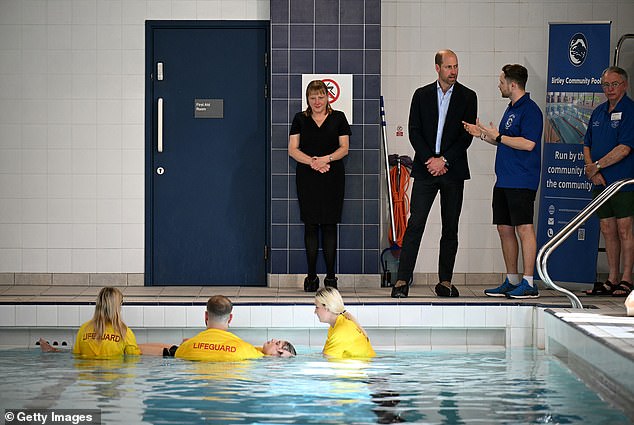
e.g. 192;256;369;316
314;287;368;338
89;287;127;341
303;80;333;116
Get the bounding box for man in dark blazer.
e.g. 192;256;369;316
391;49;477;298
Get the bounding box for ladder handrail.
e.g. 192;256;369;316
536;178;634;309
614;33;634;66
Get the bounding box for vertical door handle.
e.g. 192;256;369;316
157;97;163;153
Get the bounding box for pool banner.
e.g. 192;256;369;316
537;22;611;283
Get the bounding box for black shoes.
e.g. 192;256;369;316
324;277;338;289
391;284;408;298
391;279;410;298
304;276;319;292
435;282;459;297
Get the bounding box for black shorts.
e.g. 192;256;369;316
492;187;536;226
592;190;634;219
162;345;178;357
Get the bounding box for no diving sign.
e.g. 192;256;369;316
302;74;353;124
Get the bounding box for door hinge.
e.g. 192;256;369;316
264;83;268;98
264;245;269;261
264;52;268;68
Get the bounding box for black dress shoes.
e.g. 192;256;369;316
391;283;409;298
435;282;459;297
324;277;338;289
304;276;319;292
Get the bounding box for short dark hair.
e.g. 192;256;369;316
502;64;528;90
602;66;628;82
207;295;233;320
435;49;456;66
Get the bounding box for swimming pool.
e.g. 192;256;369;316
2;348;629;424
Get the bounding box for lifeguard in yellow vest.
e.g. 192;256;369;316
314;287;375;358
175;295;296;361
72;287;141;358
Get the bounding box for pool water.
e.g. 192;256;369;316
2;348;629;424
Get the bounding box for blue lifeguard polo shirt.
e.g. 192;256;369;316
583;95;634;191
494;93;543;190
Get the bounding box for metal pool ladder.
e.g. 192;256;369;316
536;178;634;309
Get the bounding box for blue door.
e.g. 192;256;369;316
145;21;269;286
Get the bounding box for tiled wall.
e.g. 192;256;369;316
381;0;634;276
0;0;270;274
269;0;382;275
0;304;543;350
1;0;633;278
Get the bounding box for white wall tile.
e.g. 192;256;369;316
508;327;533;348
78;304;94;323
356;305;379;328
71;248;96;272
421;305;443;327
96;248;121;272
509;306;534;328
231;305;251;327
465;306;487;327
430;328;466;347
292;305;315;327
399;305;422;326
57;304;79;326
162;306;187;327
0;305;16;326
16;304;37;326
122;305;143;327
48;224;73;248
22;225;48;249
186;305;206;327
143;305;165;327
36;305;58;326
485;306;508;328
377;305;399;327
22;248;47;271
250;305;272;328
395;328;430;348
442;305;465;327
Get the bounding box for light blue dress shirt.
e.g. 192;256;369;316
435;82;454;154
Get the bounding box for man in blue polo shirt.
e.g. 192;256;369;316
463;64;543;298
583;66;634;298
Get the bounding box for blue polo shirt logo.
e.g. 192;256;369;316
611;120;620;128
592;120;600;127
505;114;515;130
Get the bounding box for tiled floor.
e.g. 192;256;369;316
0;282;628;311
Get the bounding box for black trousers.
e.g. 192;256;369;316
397;176;464;283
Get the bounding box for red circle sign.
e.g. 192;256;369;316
322;78;340;103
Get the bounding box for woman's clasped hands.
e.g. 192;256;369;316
311;156;330;173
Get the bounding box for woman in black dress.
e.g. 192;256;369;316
288;80;351;292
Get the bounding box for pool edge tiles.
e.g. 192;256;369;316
544;309;634;420
2;304;544;350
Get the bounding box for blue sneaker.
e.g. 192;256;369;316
484;278;517;297
506;279;539;299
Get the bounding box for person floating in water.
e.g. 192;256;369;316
138;295;296;360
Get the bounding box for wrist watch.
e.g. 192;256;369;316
329;155;333;163
595;160;601;170
441;156;448;166
495;134;502;143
